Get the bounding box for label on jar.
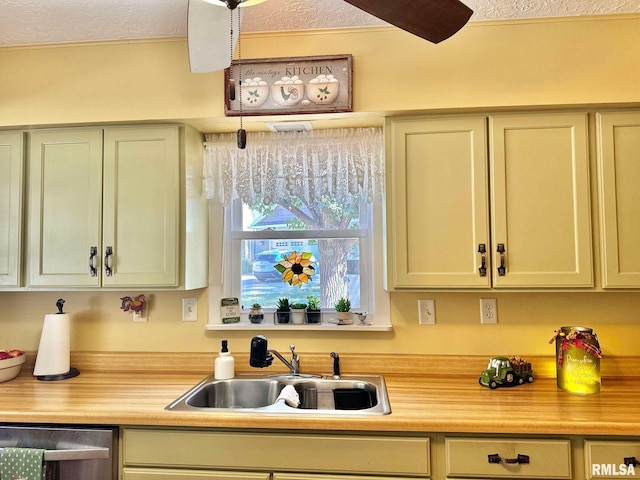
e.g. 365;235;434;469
560;350;600;394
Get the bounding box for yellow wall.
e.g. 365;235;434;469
2;15;640;358
2;290;639;357
3;15;640;129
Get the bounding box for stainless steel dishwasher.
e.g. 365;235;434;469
0;425;117;480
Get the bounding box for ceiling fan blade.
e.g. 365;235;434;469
187;0;243;73
343;0;473;44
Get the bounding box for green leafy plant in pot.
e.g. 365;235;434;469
275;297;291;324
306;295;321;324
334;297;351;322
290;302;307;324
248;303;264;324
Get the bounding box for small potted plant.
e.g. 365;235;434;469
275;297;291;324
248;303;264;324
334;297;352;322
290;301;307;324
306;295;321;324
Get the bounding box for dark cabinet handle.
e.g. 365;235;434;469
104;246;113;277
624;457;640;466
488;453;530;465
89;246;97;277
478;244;487;277
497;243;506;276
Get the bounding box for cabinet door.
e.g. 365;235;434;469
386;116;490;288
597;112;640;288
28;129;103;287
490;113;593;287
0;132;24;287
102;126;179;287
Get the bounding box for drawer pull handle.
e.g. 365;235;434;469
624;457;640;466
478;243;487;277
488;453;530;465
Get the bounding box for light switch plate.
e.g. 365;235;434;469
182;298;198;322
418;299;436;325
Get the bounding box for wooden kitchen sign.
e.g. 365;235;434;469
224;54;353;116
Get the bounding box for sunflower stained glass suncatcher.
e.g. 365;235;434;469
274;250;316;287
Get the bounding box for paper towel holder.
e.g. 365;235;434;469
34;298;80;382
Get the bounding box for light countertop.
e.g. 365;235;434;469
1;352;638;436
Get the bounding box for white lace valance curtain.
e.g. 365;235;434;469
203;127;384;206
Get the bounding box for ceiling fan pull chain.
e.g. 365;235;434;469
236;7;247;149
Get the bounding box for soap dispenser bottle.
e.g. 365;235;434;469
214;339;235;380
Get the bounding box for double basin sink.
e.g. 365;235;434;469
166;374;391;415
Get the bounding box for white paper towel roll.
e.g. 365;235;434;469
33;313;70;376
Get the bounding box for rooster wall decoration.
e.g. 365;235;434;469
120;294;147;321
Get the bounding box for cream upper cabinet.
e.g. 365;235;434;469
386;116;490;288
27;125;207;289
28;129;103;287
489;113;593;287
386;113;593;289
102;126;179;287
0;132;25;287
596;112;640;288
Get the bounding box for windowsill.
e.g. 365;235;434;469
205;316;392;332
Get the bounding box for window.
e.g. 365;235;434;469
204;128;389;327
228;195;372;312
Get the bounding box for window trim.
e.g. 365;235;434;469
206;194;390;330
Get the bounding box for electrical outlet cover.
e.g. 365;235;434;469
480;298;497;324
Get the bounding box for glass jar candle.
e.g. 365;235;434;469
550;326;602;394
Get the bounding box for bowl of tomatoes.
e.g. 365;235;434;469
0;350;25;383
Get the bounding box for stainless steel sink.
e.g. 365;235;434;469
165;374;391;415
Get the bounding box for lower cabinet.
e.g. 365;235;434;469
122;471;416;480
121;428;431;478
122;429;640;480
444;437;572;479
585;440;640;479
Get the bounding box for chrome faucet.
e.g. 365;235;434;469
250;335;300;375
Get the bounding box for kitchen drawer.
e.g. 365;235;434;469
275;474;426;480
445;437;571;479
123;428;430;477
123;469;270;480
585;440;640;479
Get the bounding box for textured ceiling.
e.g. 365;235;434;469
2;0;640;47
